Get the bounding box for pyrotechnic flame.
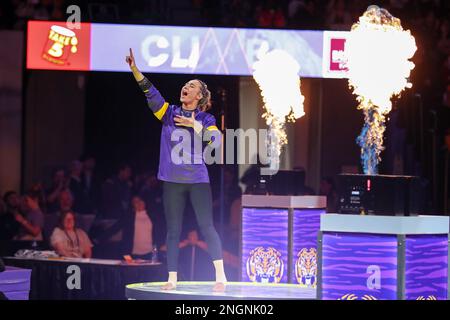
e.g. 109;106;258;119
253;49;305;166
347;6;416;175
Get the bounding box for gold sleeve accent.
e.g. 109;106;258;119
153;102;169;121
206;125;220;144
206;125;219;131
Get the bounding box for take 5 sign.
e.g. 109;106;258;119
27;20;91;71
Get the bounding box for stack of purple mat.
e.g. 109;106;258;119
0;266;32;300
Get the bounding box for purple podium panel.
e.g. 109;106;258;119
405;235;448;300
319;214;450;300
241;207;289;284
291;209;325;287
321;233;398;300
0;266;32;300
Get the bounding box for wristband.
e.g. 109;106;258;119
137;77;152;92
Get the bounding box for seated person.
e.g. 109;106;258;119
44;189;76;237
14;195;44;241
0;196;5;215
0;192;21;255
93;195;153;259
0;191;21;241
160;229;238;281
319;177;338;213
46;169;69;214
50;211;93;258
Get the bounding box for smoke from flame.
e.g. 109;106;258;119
346;6;417;174
253;49;305;167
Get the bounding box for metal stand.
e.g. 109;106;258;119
190;245;196;281
445;148;449;215
218;88;226;238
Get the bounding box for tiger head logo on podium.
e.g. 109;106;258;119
295;248;317;288
416;296;437;300
246;247;284;283
338;294;378;300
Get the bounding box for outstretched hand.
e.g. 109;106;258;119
125;48;136;68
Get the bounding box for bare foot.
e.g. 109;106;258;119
213;282;226;292
161;282;176;290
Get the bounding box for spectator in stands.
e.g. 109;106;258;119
228;197;241;243
133;171;148;196
161;229;240;281
445;56;450;89
13;0;35;29
46;168;69;214
319;177;339;213
256;0;286;28
0;196;5;215
325;0;352;30
0;1;15;29
80;155;100;214
158;229;213;281
240;163;264;194
212;166;242;228
33;0;52;20
347;0;370;22
423;9;441;37
89;3;118;22
14;194;44;241
129;195;154;258
68;160;91;215
0;191;21;242
288;0;303;21
224;0;255;27
43;189;77;244
28;181;47;213
2;191;20;215
138;171;165;245
438;19;450;55
101;163;132;219
57;189;75;214
50;0;65;21
50;211;93;258
93;195;153;259
289;0;322;30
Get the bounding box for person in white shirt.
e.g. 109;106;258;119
131;196;153;258
93;195;154;259
50;211;93;258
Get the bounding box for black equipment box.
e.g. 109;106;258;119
337;174;423;216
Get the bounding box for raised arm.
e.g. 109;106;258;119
126;48;169;121
126;48;144;82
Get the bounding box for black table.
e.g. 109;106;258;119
3;257;165;300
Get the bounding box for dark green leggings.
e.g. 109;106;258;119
163;181;223;272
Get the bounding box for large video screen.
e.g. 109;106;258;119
27;21;349;78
